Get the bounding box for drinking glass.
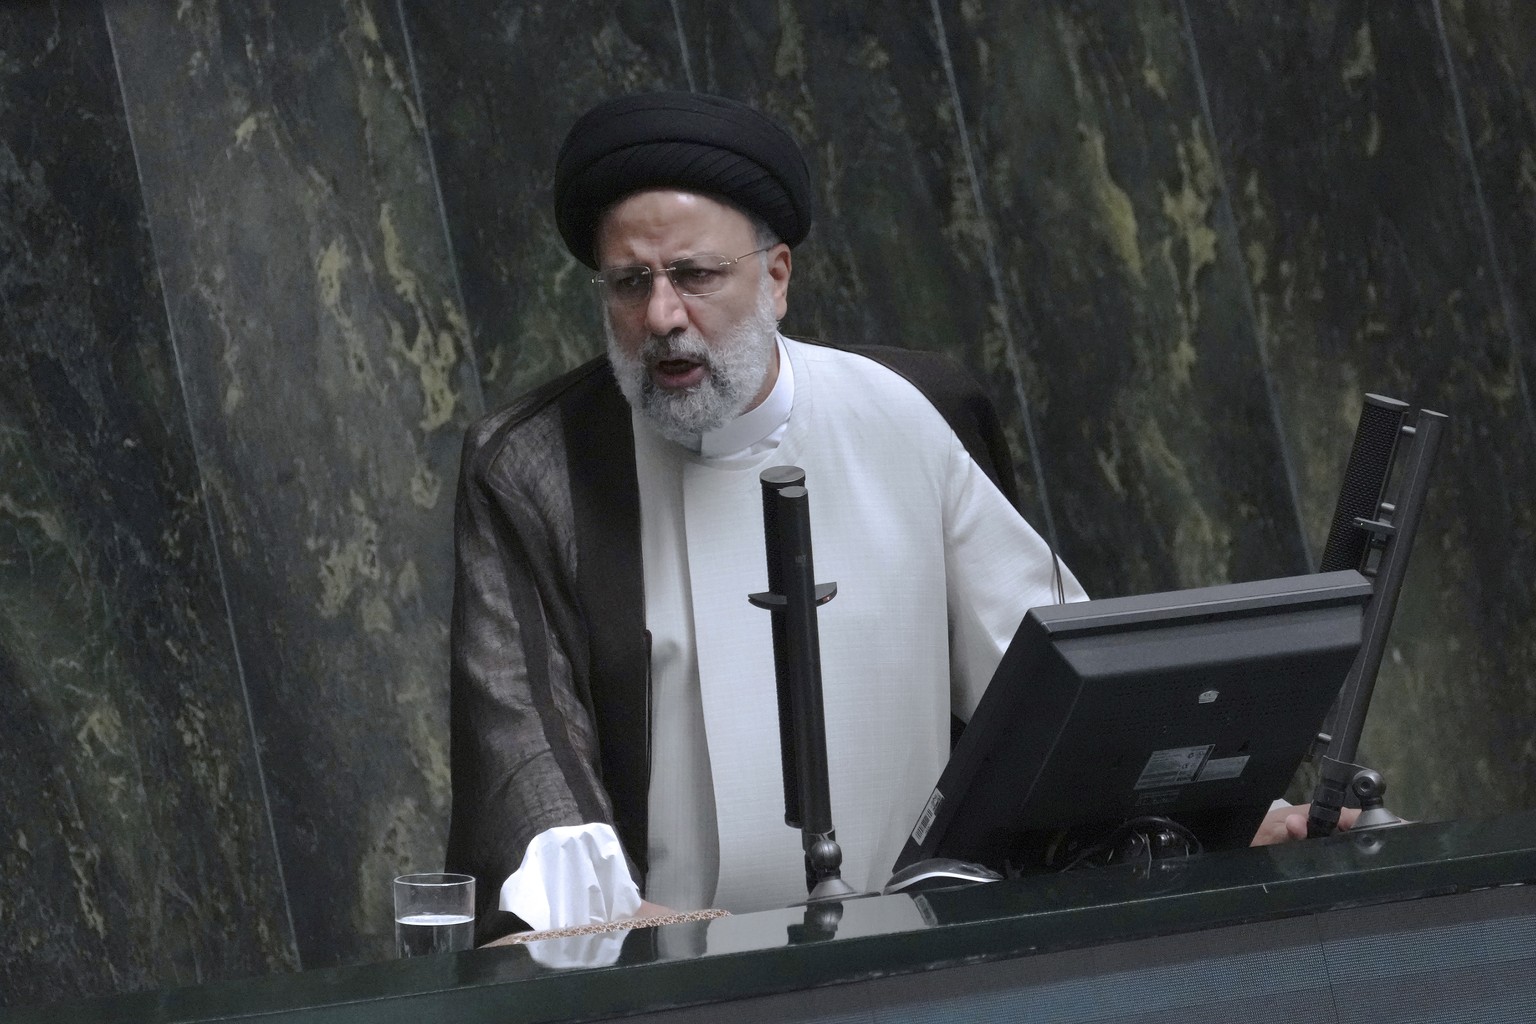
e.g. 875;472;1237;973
393;873;475;957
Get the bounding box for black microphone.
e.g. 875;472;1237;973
749;466;859;902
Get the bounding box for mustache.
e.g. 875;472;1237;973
641;332;712;367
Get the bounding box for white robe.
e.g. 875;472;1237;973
500;338;1082;928
638;339;1079;912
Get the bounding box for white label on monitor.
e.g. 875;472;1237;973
1135;745;1213;790
911;789;944;845
1197;755;1250;782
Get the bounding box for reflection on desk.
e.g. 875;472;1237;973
17;812;1536;1024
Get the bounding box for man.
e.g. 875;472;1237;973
445;91;1083;941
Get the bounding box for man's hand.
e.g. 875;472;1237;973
630;900;675;920
1250;803;1362;846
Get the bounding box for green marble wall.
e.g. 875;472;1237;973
399;1;688;401
0;1;297;1001
101;0;478;974
1184;0;1536;824
1;0;1533;1011
928;0;1312;591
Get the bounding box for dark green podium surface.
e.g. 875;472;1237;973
20;812;1536;1024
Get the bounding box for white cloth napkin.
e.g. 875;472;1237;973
499;823;642;930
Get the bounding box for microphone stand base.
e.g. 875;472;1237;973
804;877;864;903
1352;805;1407;831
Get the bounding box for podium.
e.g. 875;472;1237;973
18;812;1536;1023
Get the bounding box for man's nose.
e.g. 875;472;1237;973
643;272;689;336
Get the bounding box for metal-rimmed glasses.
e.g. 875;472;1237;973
592;247;772;307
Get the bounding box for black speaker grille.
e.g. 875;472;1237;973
1319;396;1408;572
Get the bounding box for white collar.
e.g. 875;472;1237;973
696;335;794;459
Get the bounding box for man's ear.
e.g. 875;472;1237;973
767;243;792;320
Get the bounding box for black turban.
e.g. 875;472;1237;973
554;91;813;269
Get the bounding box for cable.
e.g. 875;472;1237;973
1050;816;1203;873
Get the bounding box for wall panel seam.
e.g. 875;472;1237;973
1177;0;1314;572
394;0;488;420
927;0;1060;551
101;0;301;968
670;0;697;92
1429;0;1536;446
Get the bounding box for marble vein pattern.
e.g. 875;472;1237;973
0;0;297;1005
1186;0;1536;818
105;0;480;968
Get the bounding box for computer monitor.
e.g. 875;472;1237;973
892;570;1372;876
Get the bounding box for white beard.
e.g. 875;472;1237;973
605;275;778;446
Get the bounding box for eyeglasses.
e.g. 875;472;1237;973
592;247;772;306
